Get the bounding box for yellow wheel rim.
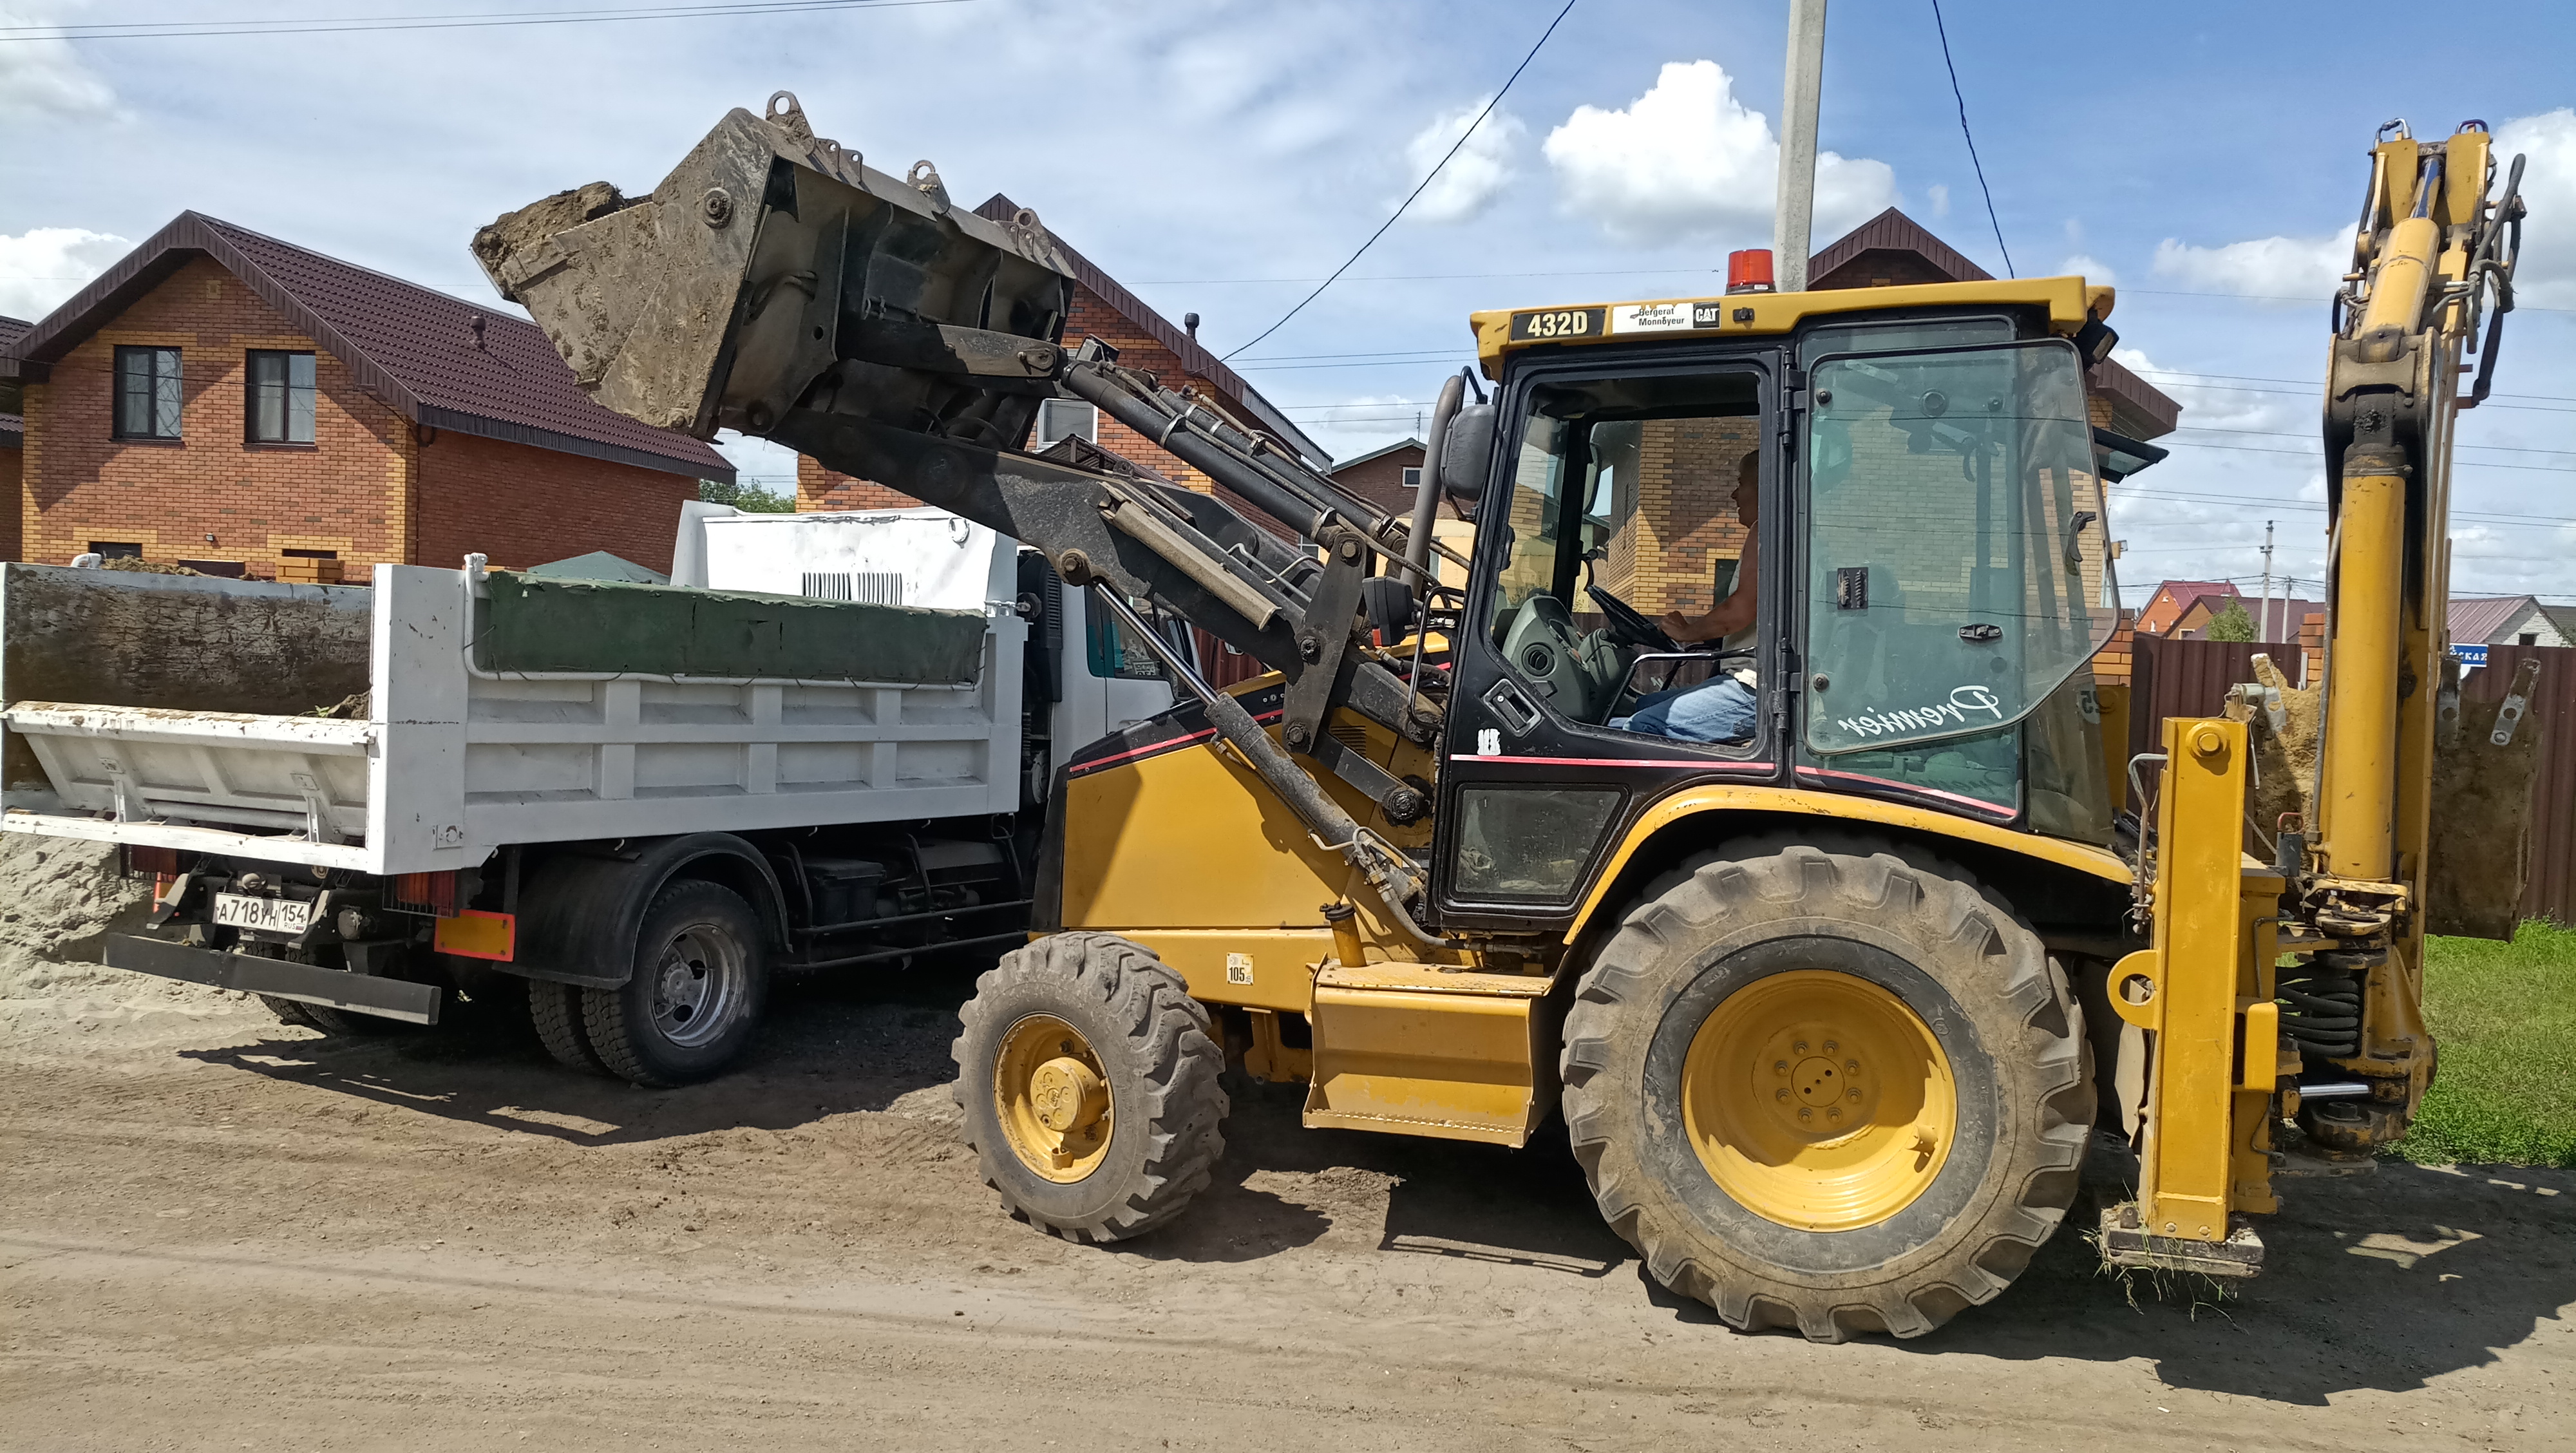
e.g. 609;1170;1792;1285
1680;969;1956;1231
994;1014;1115;1183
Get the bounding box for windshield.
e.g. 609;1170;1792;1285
1804;339;2114;755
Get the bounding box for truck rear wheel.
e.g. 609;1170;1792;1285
952;933;1227;1242
529;979;609;1074
580;880;768;1087
1560;840;2092;1342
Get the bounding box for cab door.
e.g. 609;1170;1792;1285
1432;352;1790;932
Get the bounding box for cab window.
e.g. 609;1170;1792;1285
1486;370;1764;742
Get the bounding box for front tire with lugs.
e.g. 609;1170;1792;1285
953;933;1227;1242
1561;840;2092;1342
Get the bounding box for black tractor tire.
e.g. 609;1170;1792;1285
580;880;768;1088
529;978;609;1074
260;994;321;1029
1560;838;2093;1342
953;932;1228;1242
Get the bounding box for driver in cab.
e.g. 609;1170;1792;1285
1609;453;1760;743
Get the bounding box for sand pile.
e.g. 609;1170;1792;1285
0;833;261;1047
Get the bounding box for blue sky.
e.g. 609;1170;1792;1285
4;0;2569;606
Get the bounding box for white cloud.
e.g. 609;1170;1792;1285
1926;182;1951;219
2494;108;2575;307
2150;232;2347;300
0;10;119;121
1400;98;1524;225
0;227;130;320
1540;60;1896;245
2060;253;2117;285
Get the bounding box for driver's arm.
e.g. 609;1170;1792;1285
1660;533;1759;643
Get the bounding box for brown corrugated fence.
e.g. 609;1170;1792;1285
2125;636;2572;924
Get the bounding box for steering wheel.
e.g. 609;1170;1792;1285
1586;583;1680;651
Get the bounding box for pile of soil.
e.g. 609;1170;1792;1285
0;833;260;1049
94;556;205;576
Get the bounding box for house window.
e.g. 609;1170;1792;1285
2518;631;2539;646
1401;466;1423;495
246;350;317;444
1035;399;1097;448
113;347;182;439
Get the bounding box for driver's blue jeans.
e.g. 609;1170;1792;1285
1611;675;1757;743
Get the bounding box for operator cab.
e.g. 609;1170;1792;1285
1436;301;2134;926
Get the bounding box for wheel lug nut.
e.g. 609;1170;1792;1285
1776;1088;1790;1101
1797;1108;1812;1121
1846;1059;1859;1072
1847;1089;1862;1102
1793;1041;1808;1053
1823;1041;1838;1054
1774;1060;1788;1074
1829;1108;1841;1120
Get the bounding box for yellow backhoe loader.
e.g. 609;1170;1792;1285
475;97;2533;1340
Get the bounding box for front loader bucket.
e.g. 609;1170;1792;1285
473;91;1074;448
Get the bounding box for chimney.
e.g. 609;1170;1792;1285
1184;312;1200;340
469;313;488;350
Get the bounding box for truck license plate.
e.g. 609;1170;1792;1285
214;892;312;935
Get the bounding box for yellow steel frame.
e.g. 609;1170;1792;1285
2110;717;2280;1248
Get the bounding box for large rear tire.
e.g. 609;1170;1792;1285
529;978;609;1074
953;933;1227;1242
1560;839;2092;1342
580;880;768;1087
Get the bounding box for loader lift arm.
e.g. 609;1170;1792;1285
473;94;1458;936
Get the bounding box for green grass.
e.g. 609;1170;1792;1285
2394;919;2576;1168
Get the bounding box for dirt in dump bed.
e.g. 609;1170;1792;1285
95;556;204;576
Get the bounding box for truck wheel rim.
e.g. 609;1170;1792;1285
994;1014;1114;1183
650;923;748;1049
1680;969;1956;1231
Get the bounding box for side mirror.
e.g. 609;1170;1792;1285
1440;403;1497;522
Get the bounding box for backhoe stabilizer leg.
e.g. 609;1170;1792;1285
2105;716;2284;1277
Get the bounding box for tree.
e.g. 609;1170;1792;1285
699;477;794;513
2203;598;2257;641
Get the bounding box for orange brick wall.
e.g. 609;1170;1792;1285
416;428;697;575
20;256;703;578
21;258;412;574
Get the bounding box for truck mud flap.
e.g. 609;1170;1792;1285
102;935;442;1025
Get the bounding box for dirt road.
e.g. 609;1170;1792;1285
4;953;2571;1451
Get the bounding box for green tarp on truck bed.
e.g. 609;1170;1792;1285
478;571;986;684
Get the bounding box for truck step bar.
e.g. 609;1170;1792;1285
102;934;442;1025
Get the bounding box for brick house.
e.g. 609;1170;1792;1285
0;213;731;578
1327;437;1430;518
798;193;1328;515
2135;580;2239;637
2450;594;2575;649
0;315;24;564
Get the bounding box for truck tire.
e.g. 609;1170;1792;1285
261;994;321;1029
529;979;609;1074
580;880;768;1087
1560;840;2092;1342
953;932;1227;1242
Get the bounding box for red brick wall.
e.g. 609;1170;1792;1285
20;258;413;575
797;453;919;511
0;445;20;562
416;428;697;575
1329;444;1432;520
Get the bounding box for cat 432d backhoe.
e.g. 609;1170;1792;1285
475;95;2533;1341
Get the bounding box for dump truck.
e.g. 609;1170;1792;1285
0;506;1183;1083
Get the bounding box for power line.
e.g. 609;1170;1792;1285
0;0;972;43
1928;0;2011;279
1219;0;1578;363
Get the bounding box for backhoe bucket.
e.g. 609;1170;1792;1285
471;92;1074;449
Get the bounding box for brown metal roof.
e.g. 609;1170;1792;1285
973;194;1330;468
1806;208;2179;439
2448;594;2541;644
5;214;731;480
